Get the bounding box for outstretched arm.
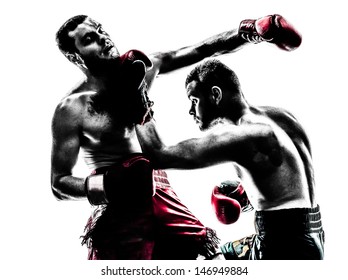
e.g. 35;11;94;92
150;28;245;75
136;120;283;171
145;14;302;88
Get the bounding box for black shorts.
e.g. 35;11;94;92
221;205;325;260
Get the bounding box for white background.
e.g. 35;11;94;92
2;0;348;279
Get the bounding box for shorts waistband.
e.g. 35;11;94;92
255;205;323;234
92;153;151;174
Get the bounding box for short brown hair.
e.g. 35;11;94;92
56;15;88;55
185;59;241;95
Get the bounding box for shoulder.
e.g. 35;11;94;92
58;90;94;110
238;109;274;129
258;105;299;123
245;106;302;133
258;105;312;152
52;91;94;127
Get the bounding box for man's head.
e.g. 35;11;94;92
56;15;120;74
185;59;244;130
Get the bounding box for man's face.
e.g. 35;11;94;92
68;18;119;67
186;80;219;131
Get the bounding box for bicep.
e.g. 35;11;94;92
149;48;201;75
51;109;81;182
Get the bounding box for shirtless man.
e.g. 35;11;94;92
51;14;302;259
136;59;324;260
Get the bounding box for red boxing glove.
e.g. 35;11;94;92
117;50;155;124
211;185;241;225
211;180;253;224
239;14;302;51
118;49;153;90
119;50;153;68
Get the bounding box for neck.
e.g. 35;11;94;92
83;57;120;89
85;73;108;91
225;98;249;124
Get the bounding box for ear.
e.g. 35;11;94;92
66;53;87;70
211;86;223;105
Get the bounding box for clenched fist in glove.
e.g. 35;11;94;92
239;14;302;51
85;154;154;206
211;180;253;224
116;50;155;125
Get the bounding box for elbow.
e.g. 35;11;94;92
51;187;64;201
50;175;66;201
51;183;64;201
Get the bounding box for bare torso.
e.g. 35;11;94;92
67;90;142;170
235;106;315;211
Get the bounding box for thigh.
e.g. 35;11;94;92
253;231;325;260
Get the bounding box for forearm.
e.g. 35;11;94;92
51;174;86;201
158;142;214;170
135;121;190;169
135;120;165;162
157;136;238;169
195;28;247;57
155;28;247;74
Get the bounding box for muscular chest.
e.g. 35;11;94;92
82;106;134;147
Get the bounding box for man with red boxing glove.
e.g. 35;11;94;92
51;14;303;259
136;61;324;259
